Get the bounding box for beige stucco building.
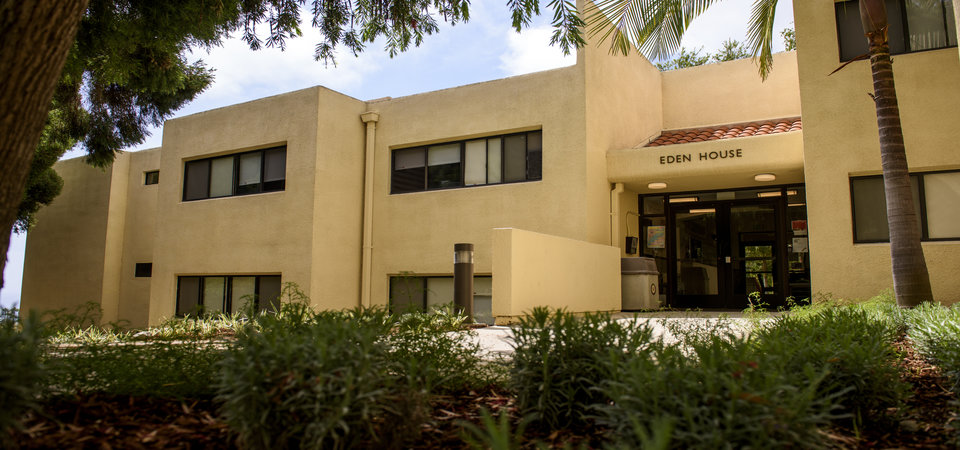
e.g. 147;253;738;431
20;0;960;327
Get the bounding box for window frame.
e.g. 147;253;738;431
182;146;286;202
390;130;542;194
849;169;960;243
835;0;958;62
175;274;282;316
144;170;159;185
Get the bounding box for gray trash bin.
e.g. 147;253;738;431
621;257;659;310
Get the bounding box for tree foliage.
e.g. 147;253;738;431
655;39;749;71
584;0;782;78
781;27;797;51
655;47;710;71
16;0;575;232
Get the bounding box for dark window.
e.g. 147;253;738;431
836;0;957;62
135;263;152;277
176;275;282;316
182;146;286;201
144;171;159;185
388;275;493;317
389;276;426;313
850;170;960;242
390;130;542;194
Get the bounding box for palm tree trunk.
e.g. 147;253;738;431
861;0;933;307
0;0;88;290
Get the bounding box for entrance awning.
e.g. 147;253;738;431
608;118;804;193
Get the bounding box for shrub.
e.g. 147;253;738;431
0;310;44;441
217;306;414;449
510;307;655;430
753;307;908;425
386;307;490;394
597;333;840;448
906;303;960;389
45;338;224;398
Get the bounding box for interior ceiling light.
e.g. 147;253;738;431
669;197;699;203
648;182;668;190
689;208;716;214
757;191;782;198
754;173;776;182
786;190;798;196
788;203;806;207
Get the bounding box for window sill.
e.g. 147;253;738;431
390;179;542;196
180;190;285;204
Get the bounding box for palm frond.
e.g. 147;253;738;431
585;0;722;61
746;0;779;80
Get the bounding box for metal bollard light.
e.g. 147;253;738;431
453;243;474;322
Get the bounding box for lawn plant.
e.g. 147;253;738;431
0;309;44;443
596;328;841;448
217;305;404;449
510;307;655;430
752;307;908;426
905;302;960;389
217;296;490;449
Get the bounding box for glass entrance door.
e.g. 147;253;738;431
728;204;780;308
670;201;783;309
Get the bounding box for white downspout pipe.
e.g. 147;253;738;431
610;182;625;249
360;111;380;307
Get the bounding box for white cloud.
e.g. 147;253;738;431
187;28;386;109
499;26;576;76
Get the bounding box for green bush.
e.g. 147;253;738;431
906;303;960;388
45;338;223;398
598;306;906;448
217;306;415;449
752;307;907;425
386;308;491;394
597;333;840;448
0;309;44;441
510;307;655;430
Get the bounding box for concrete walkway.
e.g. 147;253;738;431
465;312;771;360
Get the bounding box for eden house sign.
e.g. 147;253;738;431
659;148;743;165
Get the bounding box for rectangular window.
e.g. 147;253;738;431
182;146;286;201
850;170;960;242
176;275;282;316
144;171;159;185
388;275;494;324
134;263;152;277
836;0;957;62
390;130;542;194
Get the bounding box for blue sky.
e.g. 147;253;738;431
0;0;795;308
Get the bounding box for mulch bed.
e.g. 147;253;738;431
11;339;959;448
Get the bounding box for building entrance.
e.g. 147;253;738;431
638;186;811;310
671;201;781;309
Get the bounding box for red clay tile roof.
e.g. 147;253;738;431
644;117;802;147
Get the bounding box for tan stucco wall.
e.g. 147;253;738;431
21;158;114;316
795;1;960;303
310;90;367;310
148;87;366;324
582;32;664;254
491;228;621;318
366;66;589;308
116;149;160;327
661;52;802;130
